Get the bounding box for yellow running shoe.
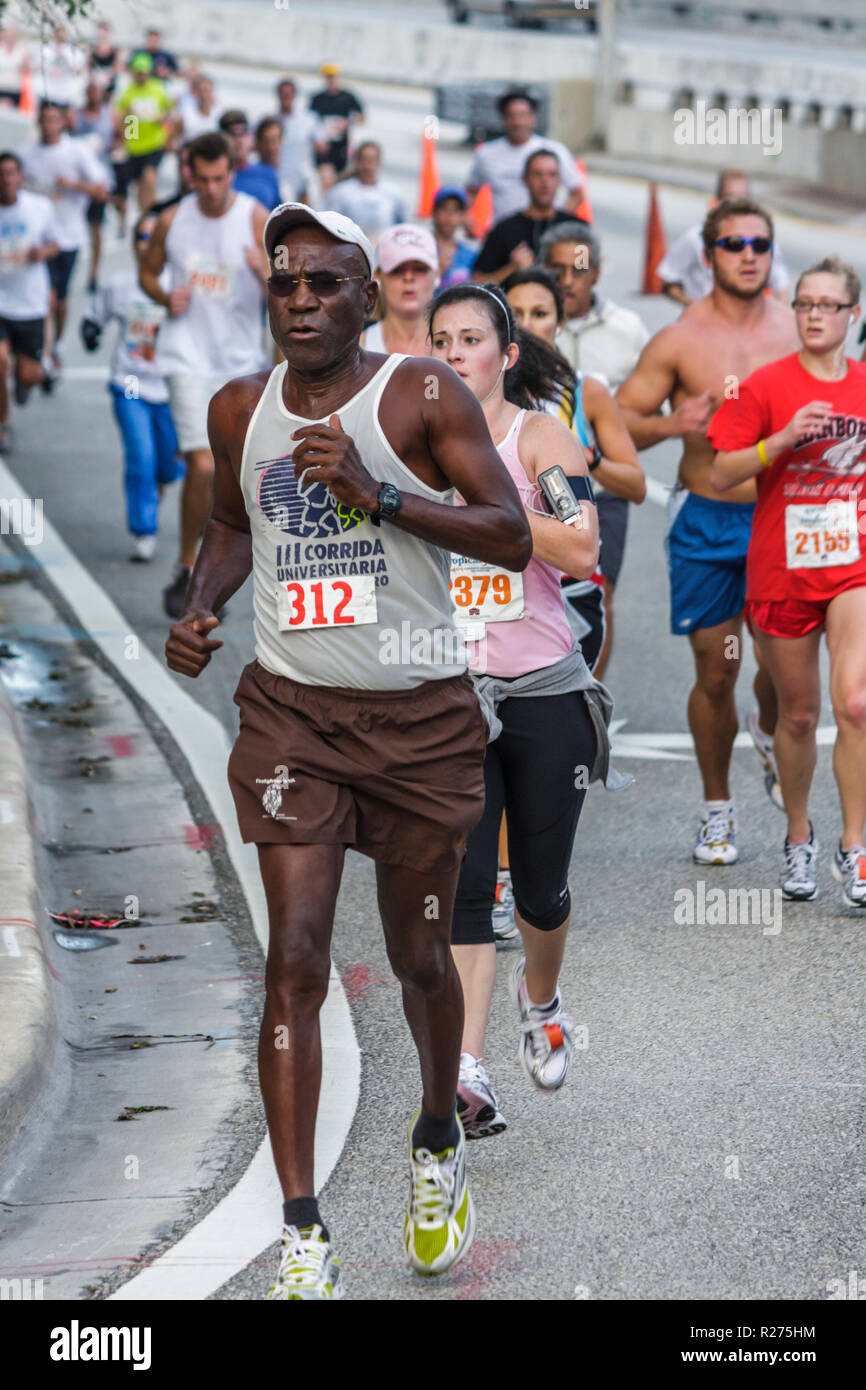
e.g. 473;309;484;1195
404;1112;475;1276
267;1224;344;1300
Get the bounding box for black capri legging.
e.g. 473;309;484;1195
451;690;597;946
561;581;605;672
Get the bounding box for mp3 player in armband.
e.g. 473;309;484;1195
537;465;596;527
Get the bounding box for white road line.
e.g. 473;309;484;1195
51;366;109;381
1;926;22;957
0;456;360;1302
611;721;837;761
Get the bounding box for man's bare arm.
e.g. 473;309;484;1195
472;261;515;285
165;381;260;677
615;331;680;449
616;329;713;450
582;376;646;503
186;383;256;610
57;173;107;200
244;203;270;287
29;239;60;263
138;208;172;307
388;361;533;569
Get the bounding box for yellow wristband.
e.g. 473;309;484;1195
757;438;771;468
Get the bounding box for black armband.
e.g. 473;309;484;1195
567;472;596;504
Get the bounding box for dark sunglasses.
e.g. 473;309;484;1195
267;272;367;299
712;235;773;255
135;230;152;242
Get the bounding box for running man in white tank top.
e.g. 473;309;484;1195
165;203;531;1298
140;131;269;619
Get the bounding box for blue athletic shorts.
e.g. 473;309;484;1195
665;487;754;635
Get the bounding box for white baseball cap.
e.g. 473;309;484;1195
263;203;375;276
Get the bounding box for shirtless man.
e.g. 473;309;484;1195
617;198;800;864
165;204;531;1297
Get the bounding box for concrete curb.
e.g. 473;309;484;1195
0;671;59;1160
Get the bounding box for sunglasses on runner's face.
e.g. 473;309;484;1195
712;235;773;254
267;272;367;298
791;299;855;314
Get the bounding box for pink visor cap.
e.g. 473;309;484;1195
376;223;439;274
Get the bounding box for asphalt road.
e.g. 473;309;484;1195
4;68;866;1300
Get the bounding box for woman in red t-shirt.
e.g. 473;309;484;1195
708;255;866;909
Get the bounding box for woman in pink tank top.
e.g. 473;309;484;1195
475;404;576;677
428;281;602;1132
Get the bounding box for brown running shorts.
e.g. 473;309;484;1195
227;660;488;874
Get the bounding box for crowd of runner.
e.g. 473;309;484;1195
3;18;865;1301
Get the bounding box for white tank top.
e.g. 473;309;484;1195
156;190;266;377
362;320;386;352
241;354;467;690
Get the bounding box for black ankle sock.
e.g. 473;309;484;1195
412;1105;460;1154
283;1197;328;1241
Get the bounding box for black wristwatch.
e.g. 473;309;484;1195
369;481;402;527
588;445;602;472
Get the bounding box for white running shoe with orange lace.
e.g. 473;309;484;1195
492;871;519;949
832;842;866;909
510;956;574;1090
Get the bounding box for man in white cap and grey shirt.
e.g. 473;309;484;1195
322;141;404;245
164;199;531;1298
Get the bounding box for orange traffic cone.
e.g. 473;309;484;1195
573;157;593;223
416;128;440;219
18;66;35;118
641;182;667;294
466;183;494;240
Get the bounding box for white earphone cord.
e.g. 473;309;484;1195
480;356;509;405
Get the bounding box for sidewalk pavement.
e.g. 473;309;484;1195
0;655;59;1160
0;539;262;1296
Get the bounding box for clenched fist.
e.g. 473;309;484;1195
165;611;223;678
290;413;380;515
